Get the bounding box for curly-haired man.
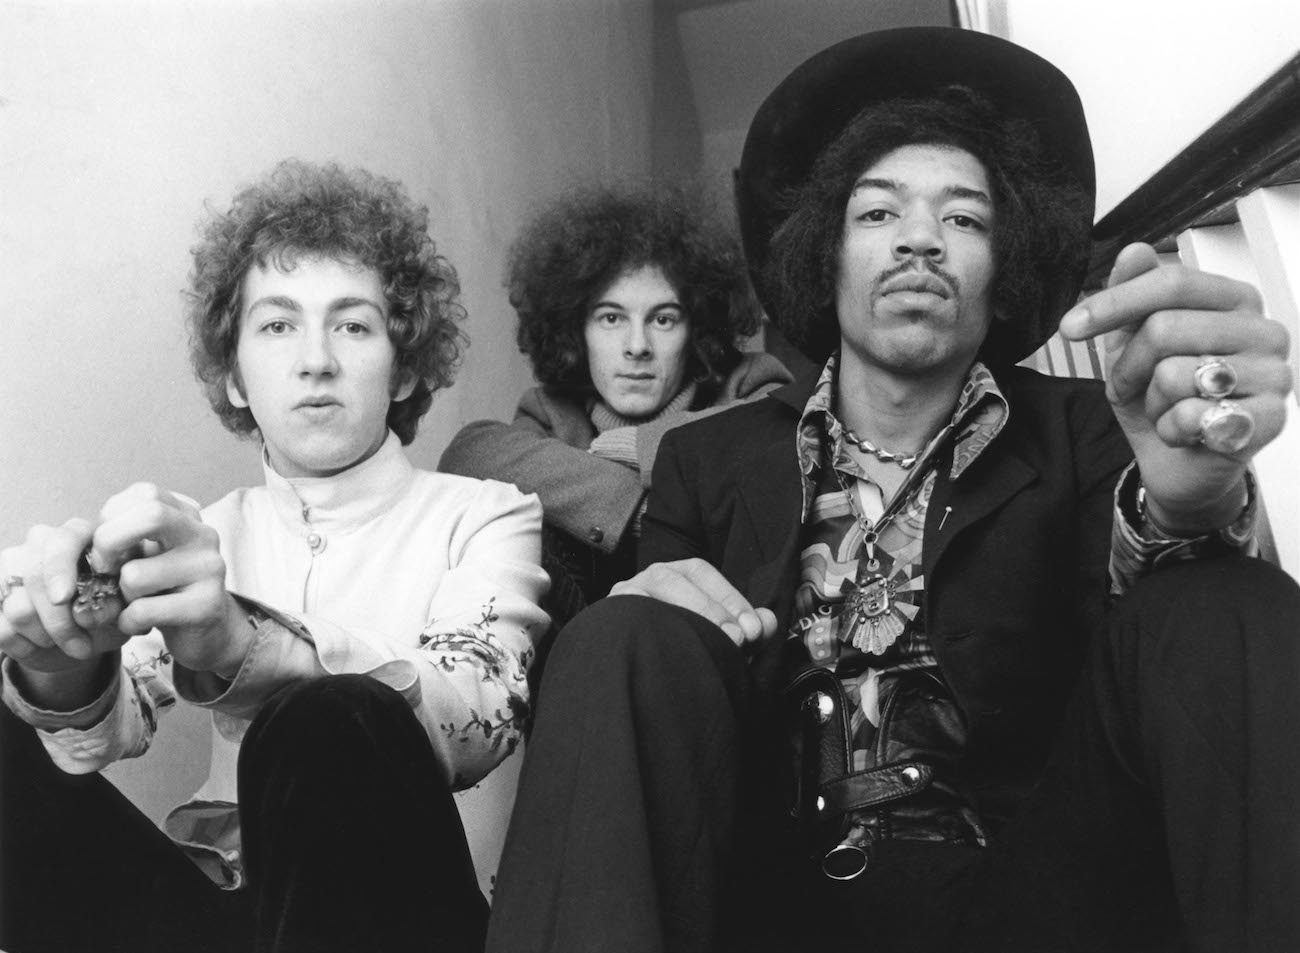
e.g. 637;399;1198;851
488;29;1298;953
441;186;791;610
0;159;549;953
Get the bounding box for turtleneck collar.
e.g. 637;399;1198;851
589;380;697;433
261;431;414;533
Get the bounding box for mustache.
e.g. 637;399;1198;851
873;260;961;297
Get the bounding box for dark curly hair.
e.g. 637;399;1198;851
763;86;1092;368
186;159;467;445
508;186;758;405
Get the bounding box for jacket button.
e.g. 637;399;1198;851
306;532;326;553
803;691;834;725
587;527;604;544
901;765;922;786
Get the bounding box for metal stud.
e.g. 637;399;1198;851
803;691;835;725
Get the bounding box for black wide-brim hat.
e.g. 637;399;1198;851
738;26;1095;365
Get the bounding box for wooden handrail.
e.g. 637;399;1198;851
1086;50;1300;287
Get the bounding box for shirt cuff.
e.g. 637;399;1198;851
1110;463;1258;593
172;597;322;717
1;654;122;732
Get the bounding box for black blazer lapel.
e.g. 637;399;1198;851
924;436;1039;580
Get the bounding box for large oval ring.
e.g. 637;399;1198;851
0;574;23;606
1193;357;1238;401
1199;399;1255;455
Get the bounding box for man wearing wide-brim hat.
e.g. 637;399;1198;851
488;27;1298;952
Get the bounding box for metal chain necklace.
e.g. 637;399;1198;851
840;425;921;469
833;464;912;653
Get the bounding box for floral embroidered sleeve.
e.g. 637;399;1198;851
0;634;177;774
405;485;550;787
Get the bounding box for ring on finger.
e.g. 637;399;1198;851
0;574;23;606
1193;356;1238;401
1199;399;1255;455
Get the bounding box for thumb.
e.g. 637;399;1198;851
1107;242;1160;289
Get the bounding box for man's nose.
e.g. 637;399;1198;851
298;328;340;376
893;208;945;261
624;321;651;358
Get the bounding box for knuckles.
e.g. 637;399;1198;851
1150;359;1186;397
1258;318;1291;357
22;523;58;548
1141;308;1181;342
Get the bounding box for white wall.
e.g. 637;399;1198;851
1004;0;1300;218
0;0;653;894
0;0;653;544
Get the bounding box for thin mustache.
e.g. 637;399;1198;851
874;260;960;296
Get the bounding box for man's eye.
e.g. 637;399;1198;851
856;208;894;224
595;312;623;327
947;214;986;231
653;311;682;328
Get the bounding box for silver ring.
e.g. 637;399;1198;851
1193;357;1238;401
0;574;23;605
1199;399;1255;455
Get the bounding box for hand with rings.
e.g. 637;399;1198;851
1193;357;1255;456
0;574;23;607
1059;242;1293;534
0;520;131;686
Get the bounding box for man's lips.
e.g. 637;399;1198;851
880;272;951;298
295;396;342;409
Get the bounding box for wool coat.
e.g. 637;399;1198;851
440;353;793;556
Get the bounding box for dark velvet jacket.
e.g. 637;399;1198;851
638;363;1134;828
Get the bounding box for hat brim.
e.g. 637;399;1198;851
738;26;1095;365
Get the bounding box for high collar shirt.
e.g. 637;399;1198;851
2;432;550;893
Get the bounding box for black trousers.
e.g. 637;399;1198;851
486;557;1300;953
1;674;488;953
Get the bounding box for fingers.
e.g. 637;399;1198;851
1143;353;1294;425
2;521;98;661
91;483;204;572
1054;242;1292;468
1110;310;1291;405
610;558;777;646
0;483;215;671
1106;241;1161;289
1059;245;1263;343
1150;391;1288;455
115;546;228;636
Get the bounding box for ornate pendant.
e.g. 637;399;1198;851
848;572;892;619
841;571;904;655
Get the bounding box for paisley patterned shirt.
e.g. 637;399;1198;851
787;353;1259;774
789;354;1007;765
